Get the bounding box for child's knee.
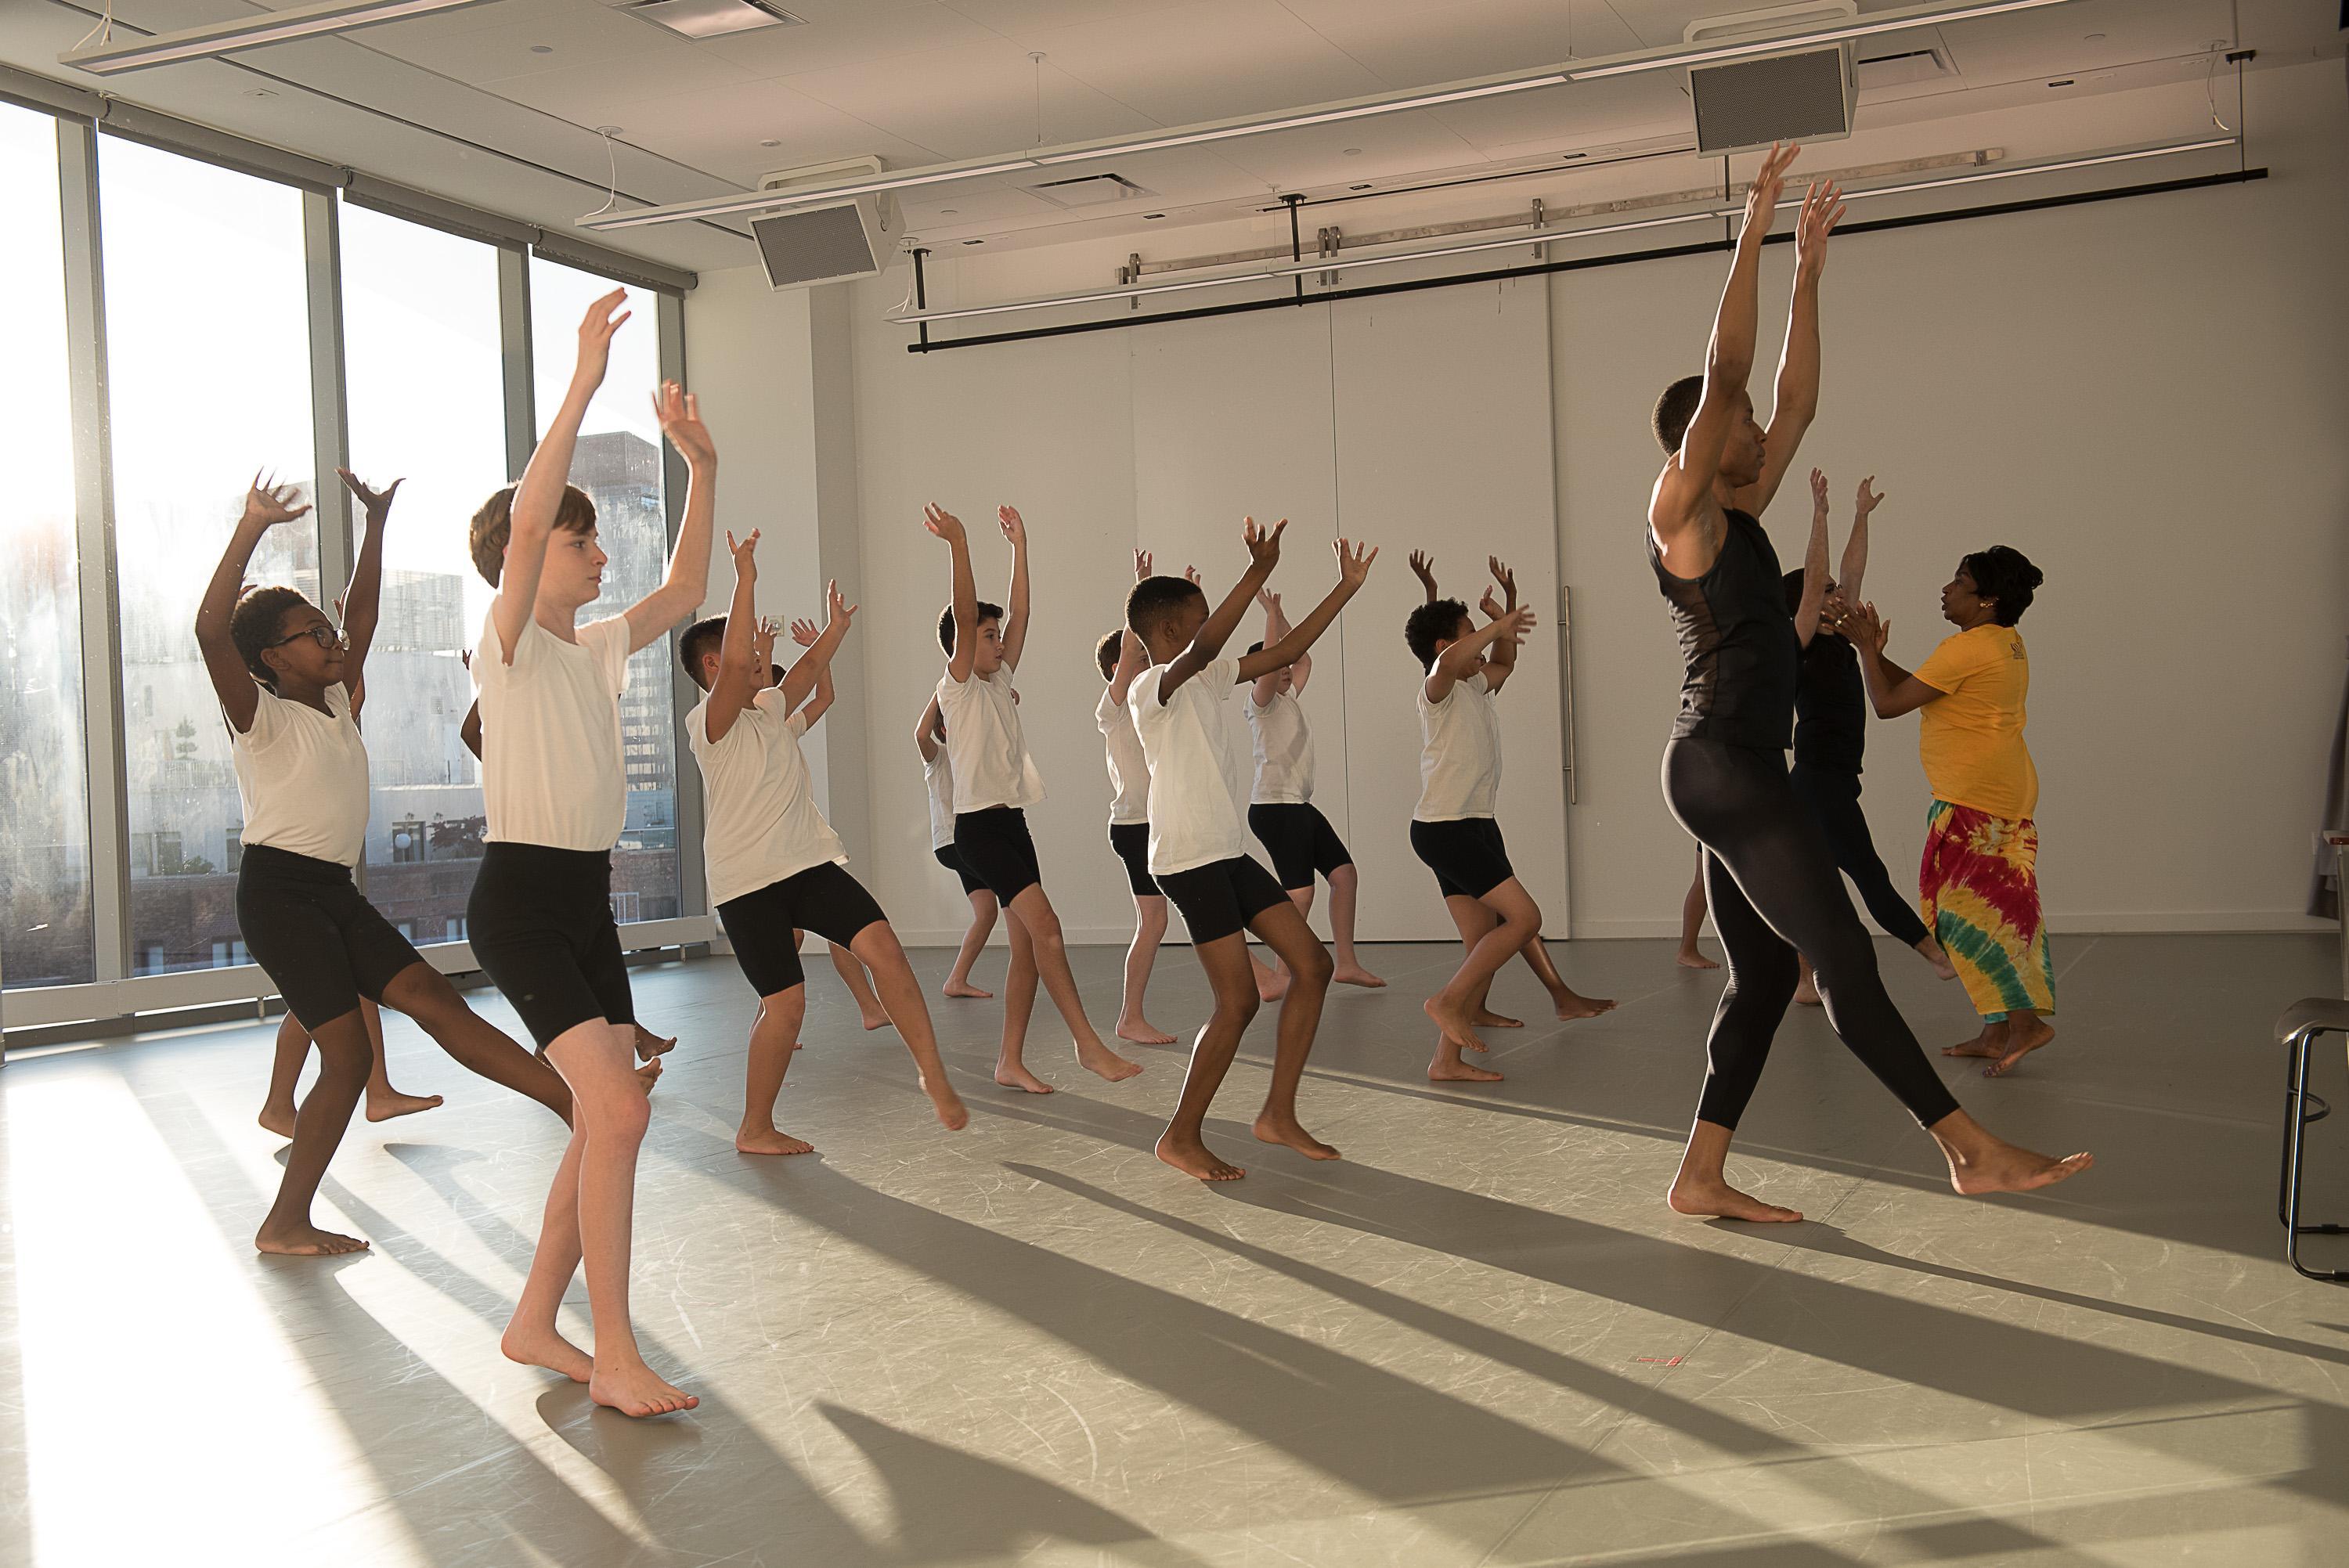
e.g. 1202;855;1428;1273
1292;941;1334;987
1214;989;1261;1029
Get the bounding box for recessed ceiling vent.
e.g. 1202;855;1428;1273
627;0;803;41
1683;1;1860;158
1023;172;1151;210
1856;45;1956;90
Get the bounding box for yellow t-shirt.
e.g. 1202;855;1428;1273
1914;624;2038;820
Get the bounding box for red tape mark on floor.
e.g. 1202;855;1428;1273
1633;1357;1684;1367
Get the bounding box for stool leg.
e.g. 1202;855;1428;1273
2286;1030;2349;1283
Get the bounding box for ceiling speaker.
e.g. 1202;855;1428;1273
749;156;900;291
1683;2;1860;159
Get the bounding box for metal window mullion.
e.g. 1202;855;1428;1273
496;245;535;477
656;289;705;920
58;120;130;985
304;189;357;886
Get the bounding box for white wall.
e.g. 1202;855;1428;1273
685;58;2349;945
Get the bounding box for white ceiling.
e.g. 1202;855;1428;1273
7;0;2340;276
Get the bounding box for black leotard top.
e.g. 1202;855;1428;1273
1649;507;1802;749
1794;633;1866;771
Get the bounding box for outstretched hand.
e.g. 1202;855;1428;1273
752;615;780;665
823;578;857;630
1135;548;1153;580
654;381;716;470
1183;564;1201;586
922;503;965;544
1855;475;1885;517
1741;142;1800;238
1243;516;1286;574
1810;467;1830;516
574;287;630;382
996;505;1027;547
1255;586;1281;615
1845;600;1889;654
1480;583;1506;621
1495;604;1540;644
240;472;312;533
1409;549;1438;598
336;469;402;522
1333;537;1378;591
1793;178;1847;283
788;617;821;649
727;528;761;579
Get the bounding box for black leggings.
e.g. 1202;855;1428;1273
1664;737;1960;1132
1789;762;1930;948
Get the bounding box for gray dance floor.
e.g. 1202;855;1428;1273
2;932;2344;1566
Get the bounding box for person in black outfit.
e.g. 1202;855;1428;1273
1646;142;2089;1221
1779;472;1956;1005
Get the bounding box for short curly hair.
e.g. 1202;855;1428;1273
1404;598;1473;671
938;600;1004;656
1653;373;1706;454
229;586;314;690
1095;629;1124;681
468;482;598;587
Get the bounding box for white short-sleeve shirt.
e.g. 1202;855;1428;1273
687;687;847;909
923;749;957;850
473;610;630;851
229;681;372;867
1414;668;1502;821
1129;658;1250;876
935;667;1045;814
1095;684;1150;825
1246;688;1315;805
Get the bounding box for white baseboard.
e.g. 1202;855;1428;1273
1570;911;2336;940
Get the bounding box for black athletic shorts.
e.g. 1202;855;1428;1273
466;842;635;1053
1410;816;1515;902
1247;802;1352;892
1107;820;1160;897
716;861;889;997
236;843;424;1031
1156;854;1290;946
934;842;988;897
952;806;1041;903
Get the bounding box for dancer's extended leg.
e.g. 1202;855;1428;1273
944;891;998;998
254;1007;370;1256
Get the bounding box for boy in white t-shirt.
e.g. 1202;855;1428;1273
1126;518;1375;1181
1402;556;1612;1086
681;529;969;1155
1242;586;1384;991
926;502;1140;1092
915;698;1001;1000
467;289;713;1420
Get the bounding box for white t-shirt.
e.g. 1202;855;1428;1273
935;667;1045;814
474;610;630;851
923;749;956;850
1095;684;1150;825
229;681;372;867
687;687;846;908
1246;689;1315;805
1415;669;1502;821
1130;658;1250;876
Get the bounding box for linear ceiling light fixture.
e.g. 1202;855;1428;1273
60;0;503;75
889;135;2233;326
579;0;2091;232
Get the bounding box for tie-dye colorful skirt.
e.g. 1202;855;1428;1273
1919;800;2056;1022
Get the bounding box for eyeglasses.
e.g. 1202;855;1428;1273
268;623;345;651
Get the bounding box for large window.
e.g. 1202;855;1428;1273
100;137;322;976
338;204;506;945
531;258;681;926
0;104;94;988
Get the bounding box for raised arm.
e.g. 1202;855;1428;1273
195;474;312;734
1238;540;1376;685
497;288;627;663
1845;602;1944;719
1110;627;1149;703
702;529;766;744
915;695;944;763
1426;607;1537;705
1649;143;1797;553
997;506;1031;671
1250;589;1295;703
1161;517;1284;701
1734;179;1845;519
1839;475;1882;602
1476;557;1528;691
926;504;978;685
334;469;399;687
625;382;718;654
1409;549;1441;604
1793;469;1831;648
781;579;856;717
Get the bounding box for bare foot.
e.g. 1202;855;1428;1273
1424;996;1488;1055
1428;1058;1504;1083
1975;1018;2055;1079
1792;977;1822;1007
1667;1177;1803;1222
1676;948;1721;971
365;1090;444;1123
501;1320;593;1384
995;1062;1055;1094
1553;992;1617;1022
1474;1010;1525;1029
943;980;994;999
1945;1024;2008;1060
1948;1142;2092;1196
1117;1017;1178;1046
1333;965;1387;988
258;1103;297;1140
634;1058;664;1094
1917;937;1959;982
857;1008;892;1033
1077;1040;1145;1083
632;1025;677;1061
254;1221;370;1256
736;1126;815;1155
926;1080;971;1130
587;1360;698;1418
1257;971;1290;1004
1253;1112;1341;1160
1156;1132;1245;1181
